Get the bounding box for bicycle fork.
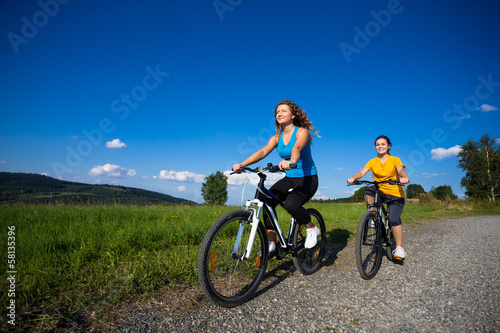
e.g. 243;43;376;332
231;199;264;260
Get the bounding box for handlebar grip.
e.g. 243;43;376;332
267;163;296;173
230;168;246;175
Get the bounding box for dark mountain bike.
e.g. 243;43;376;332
198;163;326;307
349;179;403;279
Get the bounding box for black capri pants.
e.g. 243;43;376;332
365;186;405;227
264;175;318;228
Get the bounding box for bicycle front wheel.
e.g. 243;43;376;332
292;208;326;275
197;210;268;307
355;211;382;279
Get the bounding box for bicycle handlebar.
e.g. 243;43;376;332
231;163;297;175
347;179;404;186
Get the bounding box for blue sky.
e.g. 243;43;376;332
1;0;499;205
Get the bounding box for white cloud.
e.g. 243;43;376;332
313;189;330;200
106;138;127;148
159;170;205;183
89;163;136;178
224;170;285;186
421;173;440;178
477;104;498;112
177;185;186;192
431;145;463;161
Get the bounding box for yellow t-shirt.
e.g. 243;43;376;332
364;155;405;198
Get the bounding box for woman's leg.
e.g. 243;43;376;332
282;176;318;226
392;225;403;248
364;186;377;211
387;196;405;248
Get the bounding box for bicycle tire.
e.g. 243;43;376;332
197;210;268;307
385;226;396;262
355;211;382;279
292;208;326;275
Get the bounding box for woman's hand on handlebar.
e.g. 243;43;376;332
278;160;294;171
232;163;243;172
399;177;410;184
347;177;356;184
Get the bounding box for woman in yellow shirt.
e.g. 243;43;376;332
348;135;410;259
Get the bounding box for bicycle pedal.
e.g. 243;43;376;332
275;248;286;260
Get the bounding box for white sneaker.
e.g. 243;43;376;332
393;246;406;260
268;241;276;256
305;225;320;249
368;219;375;228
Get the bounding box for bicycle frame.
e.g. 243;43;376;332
367;187;390;240
233;166;295;260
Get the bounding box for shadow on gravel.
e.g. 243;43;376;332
252;259;297;300
323;228;350;268
249;228;350;302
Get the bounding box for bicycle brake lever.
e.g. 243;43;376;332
267;165;280;173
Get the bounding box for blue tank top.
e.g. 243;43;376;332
277;126;318;178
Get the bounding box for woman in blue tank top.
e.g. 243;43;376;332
232;100;320;255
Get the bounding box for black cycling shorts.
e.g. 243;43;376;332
265;175;318;227
365;186;405;227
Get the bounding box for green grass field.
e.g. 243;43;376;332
1;200;498;331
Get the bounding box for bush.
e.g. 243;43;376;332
418;192;434;205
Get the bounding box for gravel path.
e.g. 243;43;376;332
116;215;500;332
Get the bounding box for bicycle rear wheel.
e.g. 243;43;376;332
385;226;396;261
197;210;268;307
355;211;382;279
292;208;326;275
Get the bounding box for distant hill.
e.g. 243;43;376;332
0;172;196;205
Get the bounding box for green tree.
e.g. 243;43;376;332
458;134;500;201
201;171;228;205
352;186;367;202
406;184;426;199
430;185;457;200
